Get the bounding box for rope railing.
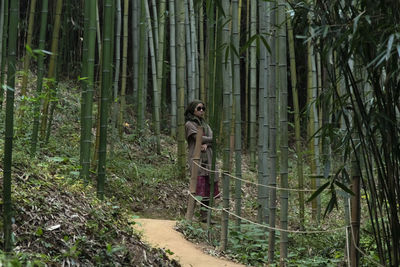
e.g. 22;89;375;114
189;161;383;265
193;160;331;193
187;190;348;234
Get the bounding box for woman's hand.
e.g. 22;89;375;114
201;144;207;151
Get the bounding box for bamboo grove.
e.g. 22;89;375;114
0;0;399;265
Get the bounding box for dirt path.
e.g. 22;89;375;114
134;218;245;267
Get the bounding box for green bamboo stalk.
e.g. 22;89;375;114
220;0;231;250
97;0;113;200
243;0;249;150
80;0;90;172
0;0;9;108
18;0;37;128
307;24;317;220
199;2;205;102
112;0;121;140
132;0;139;108
95;0;101;61
151;0;159;52
188;0;198;98
206;1;215;112
268;0;278;263
0;0;5;95
137;0;146;131
30;0;48;155
156;0;166;111
169;0;177;138
315;49;321;221
118;0;129;137
176;0;186;178
144;0;161;154
80;0;96;182
257;0;267;224
287;10;304;229
262;0;271;225
249;0;257;171
3;0;18;252
232;0;243;229
278;0;288;263
20;0;37;97
184;0;194;101
40;0;63;140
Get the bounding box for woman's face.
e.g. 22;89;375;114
194;103;205;118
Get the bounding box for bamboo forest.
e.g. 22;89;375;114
0;0;398;266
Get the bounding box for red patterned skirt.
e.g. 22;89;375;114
195;175;220;200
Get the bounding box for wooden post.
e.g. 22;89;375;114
185;126;203;220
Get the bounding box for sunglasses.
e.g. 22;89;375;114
196;106;206;111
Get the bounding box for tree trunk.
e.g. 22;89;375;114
249;0;257;171
40;0;63;140
287;10;304;230
3;0;18;252
19;0;37;119
97;0;114;200
80;0;96;182
144;0;161;154
169;0;177;138
112;0;122;140
0;0;9;108
278;0;288;264
30;0;49;155
268;1;277;262
176;0;186;179
118;0;129;137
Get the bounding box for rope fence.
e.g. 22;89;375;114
188;161;383;265
193;161;336;193
187;190;348;234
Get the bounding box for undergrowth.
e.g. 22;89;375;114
0;78;181;266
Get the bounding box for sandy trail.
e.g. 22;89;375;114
134;218;245;267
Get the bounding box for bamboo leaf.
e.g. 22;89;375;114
240;34;258;54
230;42;239;58
352;11;365;34
224;44;230;68
2;85;15;92
386;34;394;61
259;35;271;54
32;49;52;56
323;192;337;218
307;181;329;202
334;180;355;196
25;44;33;56
214;0;225;17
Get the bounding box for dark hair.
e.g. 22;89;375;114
184;100;205;122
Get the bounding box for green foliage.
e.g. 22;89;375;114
178;218;348;266
228;224;269;266
176;220;219;247
0;251;47;267
288;229;346;266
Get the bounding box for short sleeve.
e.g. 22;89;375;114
185;121;198;140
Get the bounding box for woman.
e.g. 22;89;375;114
184;100;220;221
